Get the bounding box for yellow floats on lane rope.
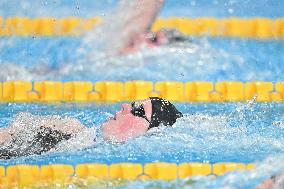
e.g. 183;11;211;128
0;80;284;102
0;162;256;187
0;16;283;38
152;17;284;39
0;16;102;36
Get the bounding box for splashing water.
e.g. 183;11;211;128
0;112;97;159
0;101;284;188
0;102;283;164
0;36;251;82
0;1;283;81
0;1;284;188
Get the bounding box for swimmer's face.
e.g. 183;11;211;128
101;99;152;142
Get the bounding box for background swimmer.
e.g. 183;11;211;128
255;173;284;189
93;0;189;55
0;97;182;159
116;0;189;54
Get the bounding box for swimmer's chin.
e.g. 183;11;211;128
102;131;134;143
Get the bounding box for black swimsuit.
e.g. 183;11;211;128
0;126;71;159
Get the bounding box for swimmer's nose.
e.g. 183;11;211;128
121;103;131;114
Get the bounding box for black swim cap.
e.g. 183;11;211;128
149;97;183;129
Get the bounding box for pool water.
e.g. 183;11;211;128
0;101;284;189
0;0;284;188
0;37;283;82
1;0;283;18
1;101;284;165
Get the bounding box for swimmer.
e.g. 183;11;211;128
255;173;284;189
0;97;182;159
119;0;189;53
101;0;189;54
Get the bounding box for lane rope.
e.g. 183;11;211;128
0;162;256;187
0;17;283;38
0;80;283;102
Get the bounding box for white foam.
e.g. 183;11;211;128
0;112;96;157
53;127;97;152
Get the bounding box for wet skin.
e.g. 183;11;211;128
101;98;152;142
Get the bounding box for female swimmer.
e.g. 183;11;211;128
0;97;182;159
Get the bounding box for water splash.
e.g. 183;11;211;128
0;36;249;82
0;1;263;82
1;102;284;164
0;112;97;159
0;102;283;188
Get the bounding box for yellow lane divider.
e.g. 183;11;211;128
0;16;101;36
0;17;283;38
0;81;284;102
0;162;256;187
152;17;284;39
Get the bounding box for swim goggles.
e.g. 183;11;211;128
130;102;150;123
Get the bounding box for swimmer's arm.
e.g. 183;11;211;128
120;0;164;51
127;0;164;32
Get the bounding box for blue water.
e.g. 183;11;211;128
0;0;284;188
0;1;283;82
0;0;283;18
0;101;284;188
0;37;283;81
0;102;284;166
